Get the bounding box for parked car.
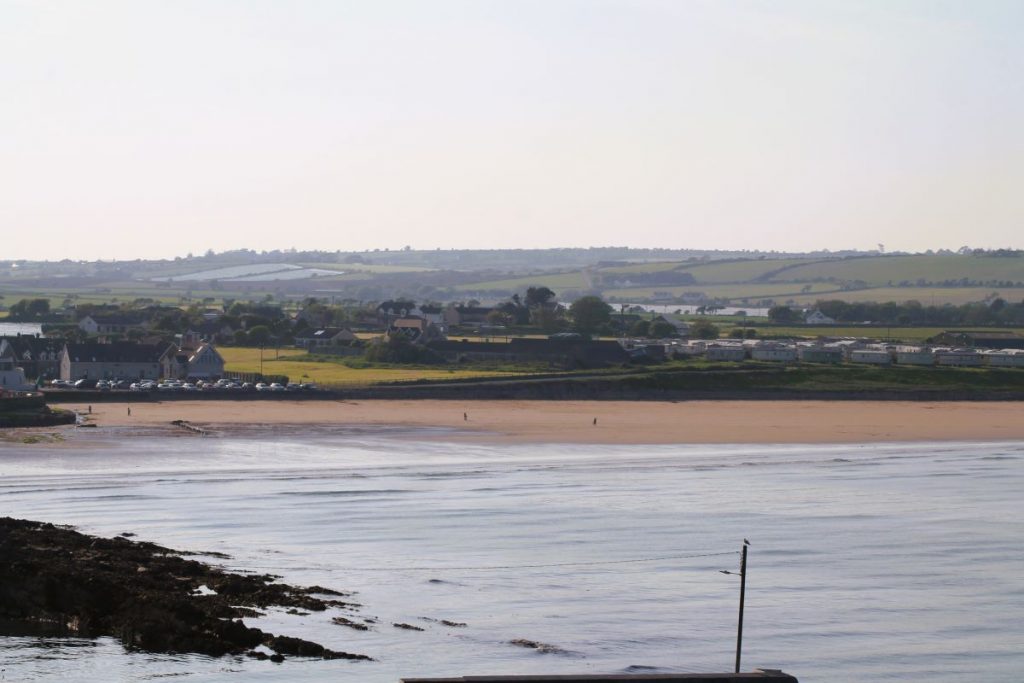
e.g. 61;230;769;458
74;379;99;389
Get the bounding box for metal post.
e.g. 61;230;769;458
735;540;749;673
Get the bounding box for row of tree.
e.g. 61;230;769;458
770;299;1024;326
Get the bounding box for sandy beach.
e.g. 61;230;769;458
53;399;1024;444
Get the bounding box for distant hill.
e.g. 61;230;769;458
1;249;1021;308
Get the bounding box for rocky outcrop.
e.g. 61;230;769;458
0;517;371;662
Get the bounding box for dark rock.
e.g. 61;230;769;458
331;616;370;631
510;638;570;655
393;622;425;631
0;517;372;662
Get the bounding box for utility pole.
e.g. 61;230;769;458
720;539;750;673
735;540;749;673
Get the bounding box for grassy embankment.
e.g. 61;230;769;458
577;362;1024;398
221;345;1024;398
218;347;552;387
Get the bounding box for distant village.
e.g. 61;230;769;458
2;292;1024;396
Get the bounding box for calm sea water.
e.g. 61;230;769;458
1;429;1021;682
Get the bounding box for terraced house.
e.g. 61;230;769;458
60;342;166;381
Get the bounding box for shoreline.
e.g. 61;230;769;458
44;399;1024;445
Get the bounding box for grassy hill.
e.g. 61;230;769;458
453;253;1024;306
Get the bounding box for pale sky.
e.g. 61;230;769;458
2;0;1022;260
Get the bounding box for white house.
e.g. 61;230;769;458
0;340;33;391
804;310;836;325
61;342;166;381
78;314;149;336
186;344;225;379
160;343;225;380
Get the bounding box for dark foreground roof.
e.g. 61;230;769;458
64;342;168;364
403;671;797;683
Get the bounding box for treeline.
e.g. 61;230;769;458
810;299;1024;326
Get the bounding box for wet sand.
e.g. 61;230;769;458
57;399;1024;444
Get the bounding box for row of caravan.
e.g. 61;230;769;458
679;340;1024;367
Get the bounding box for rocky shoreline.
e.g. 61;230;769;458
0;517;372;662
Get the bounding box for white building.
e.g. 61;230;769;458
61;342;165;381
705;344;746;361
0;340;33;391
751;344;798;362
804;310;836;325
984;350;1024;367
895;347;935;366
935;349;983;367
850;349;892;365
185;344;225;379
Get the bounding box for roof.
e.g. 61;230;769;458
82;313;148;325
297;327;352;339
64;342;168;364
0;335;64;357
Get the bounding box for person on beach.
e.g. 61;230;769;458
127;406;131;417
88;405;92;414
593;417;597;425
464;412;468;421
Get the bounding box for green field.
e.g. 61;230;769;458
455;271;592;292
675;258;813;283
218;346;541;387
296;262;434;274
766;254;1024;286
782;286;1024;306
602;282;840;301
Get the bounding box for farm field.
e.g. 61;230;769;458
783;286;1024;306
602;282;840;301
766;254;1024;286
670;257;814;283
454;271;592;292
296;262;435;274
218;347;539;387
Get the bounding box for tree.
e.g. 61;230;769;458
8;298;50;321
629;320;651;337
688;319;720;340
768;305;800;323
649;320;677;338
569;296;612;336
364;336;443;364
247;325;272;346
525;286;556;308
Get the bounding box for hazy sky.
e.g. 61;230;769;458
2;0;1022;260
